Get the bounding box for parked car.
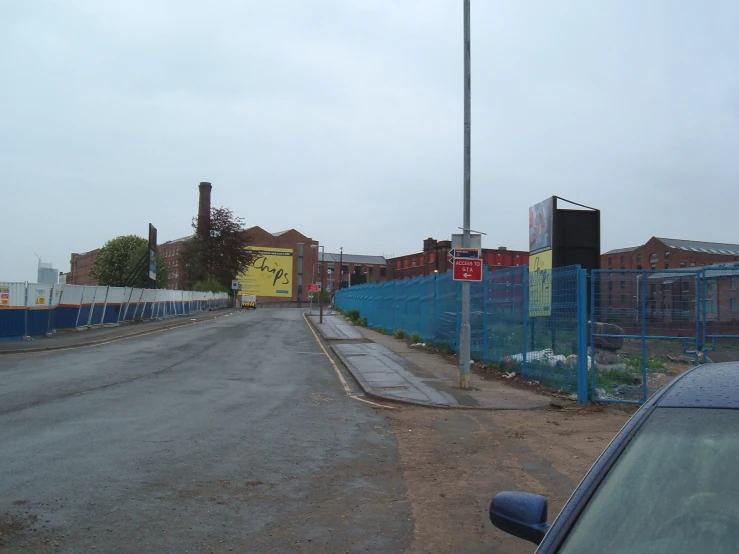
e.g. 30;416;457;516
489;361;739;553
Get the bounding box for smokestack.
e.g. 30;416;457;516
197;182;212;238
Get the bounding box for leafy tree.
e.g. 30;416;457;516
125;243;169;289
91;235;170;288
91;235;147;286
180;207;256;289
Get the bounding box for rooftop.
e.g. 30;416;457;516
320;253;387;266
656;237;739;257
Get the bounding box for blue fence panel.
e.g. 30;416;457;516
469;271;487;361
393;279;407;333
525;265;582;394
434;272;459;351
485;266;527;369
418;274;436;342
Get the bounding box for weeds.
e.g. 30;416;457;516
393;329;405;339
411;332;421;343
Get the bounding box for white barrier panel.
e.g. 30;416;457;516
106;287;126;304
25;283;52;308
58;284;85;307
50;284;64;308
0;282;27;308
81;286;97;305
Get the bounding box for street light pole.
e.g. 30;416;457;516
311;244;325;323
460;0;472;389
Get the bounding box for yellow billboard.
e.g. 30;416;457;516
237;247;294;297
529;249;552;317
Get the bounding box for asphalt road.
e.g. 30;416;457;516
0;309;411;553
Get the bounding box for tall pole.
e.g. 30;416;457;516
319;246;325;323
339;247;343;290
460;0;472;389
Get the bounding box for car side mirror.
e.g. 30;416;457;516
489;491;551;545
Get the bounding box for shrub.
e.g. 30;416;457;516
347;309;360;322
376;327;387;335
358;317;368;327
410;332;421;343
393;329;406;339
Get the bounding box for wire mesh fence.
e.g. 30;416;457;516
335;265;589;401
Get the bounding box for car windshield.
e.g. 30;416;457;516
558;408;739;554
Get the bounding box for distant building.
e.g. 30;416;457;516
58;272;67;285
388;238;529;280
37;261;59;285
603;237;739;271
68;249;100;286
319;253;389;291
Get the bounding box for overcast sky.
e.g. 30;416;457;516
2;1;738;282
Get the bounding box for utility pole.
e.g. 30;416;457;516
339;247;343;290
459;0;472;389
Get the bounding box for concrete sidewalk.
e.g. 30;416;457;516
309;314;552;410
0;308;237;355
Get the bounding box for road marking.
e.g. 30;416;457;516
302;313;396;410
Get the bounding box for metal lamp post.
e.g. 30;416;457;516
311;244;325;323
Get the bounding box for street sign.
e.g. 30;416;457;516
449;247;480;259
231;279;240;290
453;258;483;282
451;233;481;250
308;283;320;293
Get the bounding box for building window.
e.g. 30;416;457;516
690;262;696;267
608;294;613;305
620;255;625;264
680;262;686;268
665;251;670;259
707;299;717;314
608;257;613;267
380;267;387;277
620;294;626;304
342;265;348;274
369;266;374;276
732;298;738;312
608;281;613;291
620;280;626;289
707;280;717;296
649;253;658;263
637;254;643;263
651;263;656;270
731;276;738;290
637;264;642;270
665;262;670;269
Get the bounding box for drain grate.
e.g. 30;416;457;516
373;385;408;391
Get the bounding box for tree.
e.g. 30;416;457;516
91;235;147;287
125;243;169;289
91;235;170;288
179;207;256;289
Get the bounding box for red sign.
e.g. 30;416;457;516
453;258;483;281
308;283;320;293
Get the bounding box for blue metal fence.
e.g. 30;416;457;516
335;265;590;402
590;266;739;404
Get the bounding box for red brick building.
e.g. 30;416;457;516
68;249;100;285
389;238;529;280
602;237;739;271
318;252;388;291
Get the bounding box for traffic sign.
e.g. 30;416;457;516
453;258;483;281
449;247;480;259
231;279;240;290
308;283;320;293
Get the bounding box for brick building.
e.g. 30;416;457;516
388;238;529;280
318;253;388;291
602;237;739;271
159;236;189;290
68;249;100;285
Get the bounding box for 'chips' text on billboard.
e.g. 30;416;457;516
237;247;293;297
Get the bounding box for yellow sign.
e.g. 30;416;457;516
0;286;9;306
237;247;294;297
529;249;552;317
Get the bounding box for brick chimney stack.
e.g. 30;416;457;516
197;182;212;238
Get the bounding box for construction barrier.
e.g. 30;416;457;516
0;282;230;340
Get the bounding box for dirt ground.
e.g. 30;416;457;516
385;403;635;554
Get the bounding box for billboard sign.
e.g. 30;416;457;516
148;223;158;281
237;247;294;297
529;249;552;317
529;197;553;254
